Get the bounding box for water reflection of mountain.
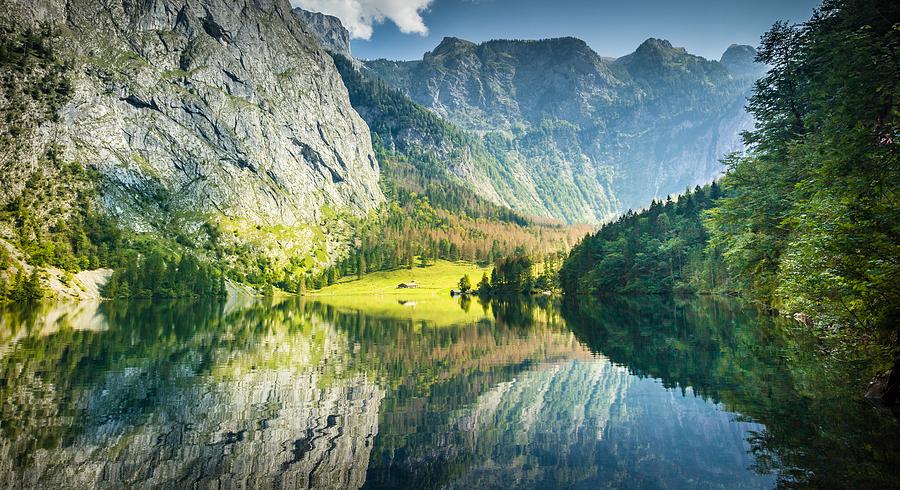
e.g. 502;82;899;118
0;300;383;488
314;299;770;489
562;297;900;488
364;357;770;490
0;298;590;488
1;296;897;489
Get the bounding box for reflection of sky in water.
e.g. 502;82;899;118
404;359;772;489
0;297;861;489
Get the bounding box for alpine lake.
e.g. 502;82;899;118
0;293;898;488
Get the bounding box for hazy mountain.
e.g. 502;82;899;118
365;36;762;222
719;44;766;79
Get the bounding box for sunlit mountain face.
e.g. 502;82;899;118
0;296;896;488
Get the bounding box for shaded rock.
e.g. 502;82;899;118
866;364;900;410
365;36;764;223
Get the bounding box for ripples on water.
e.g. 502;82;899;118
0;295;897;488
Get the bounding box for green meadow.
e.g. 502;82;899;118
306;260;492;326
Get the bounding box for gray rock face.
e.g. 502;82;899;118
383;36;628;131
1;0;382;237
720;44;765;79
293;7;352;58
366;36;763;222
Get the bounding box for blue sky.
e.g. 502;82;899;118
294;0;821;61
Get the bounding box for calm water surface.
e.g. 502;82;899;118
0;295;897;488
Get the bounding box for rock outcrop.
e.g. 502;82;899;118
0;304;385;488
0;0;382;253
293;7;353;58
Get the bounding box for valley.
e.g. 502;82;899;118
0;0;898;486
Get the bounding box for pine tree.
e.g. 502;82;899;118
458;274;472;293
23;268;43;300
9;268;25;301
477;273;491;294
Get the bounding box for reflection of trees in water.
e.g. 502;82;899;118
561;296;900;488
479;295;561;329
304;299;592;489
1;296;897;489
0;299;383;488
316;297;767;489
0;297;584;489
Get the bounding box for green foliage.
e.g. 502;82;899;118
3;268;44;302
564;0;899;341
104;249;226;299
561;184;728;295
2;147;125;271
0;24;72;158
488;254;535;294
365;37;760;222
333;54;528;225
476;273;491;294
705;0;900;332
457;274;471;293
312;55;587;292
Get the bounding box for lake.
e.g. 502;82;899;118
0;295;897;488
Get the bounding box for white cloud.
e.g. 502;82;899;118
292;0;434;40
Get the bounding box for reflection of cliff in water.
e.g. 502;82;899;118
561;296;900;488
0;299;383;488
3;295;896;489
311;298;768;490
0;297;590;489
8;371;381;488
365;358;770;490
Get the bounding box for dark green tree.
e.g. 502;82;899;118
458;275;472;293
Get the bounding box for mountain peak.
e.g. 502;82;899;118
293;8;352;57
429;37;477;56
635;38;685;55
720;44;757;64
720;44;764;78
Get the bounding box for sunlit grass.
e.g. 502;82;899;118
310;259;490;297
307;260;493;325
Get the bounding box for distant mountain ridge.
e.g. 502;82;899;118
290;8;764;223
362;36;763;222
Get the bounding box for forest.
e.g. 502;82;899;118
560;183;727;295
0;29;584;301
300;55;592;291
562;0;898;345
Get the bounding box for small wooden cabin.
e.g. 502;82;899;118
397;281;418;289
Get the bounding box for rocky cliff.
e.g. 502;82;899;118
0;0;382;266
293;7;352;58
366;37;762;222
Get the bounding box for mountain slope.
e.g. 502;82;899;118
365;37;761;222
0;0;383;282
